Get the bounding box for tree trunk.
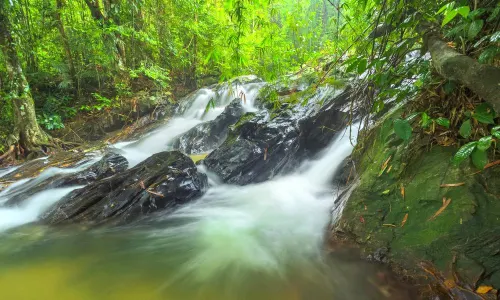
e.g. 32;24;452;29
0;0;51;154
424;29;500;111
84;0;126;70
54;0;78;92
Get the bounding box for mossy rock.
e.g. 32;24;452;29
337;109;500;289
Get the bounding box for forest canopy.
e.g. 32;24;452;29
0;0;499;159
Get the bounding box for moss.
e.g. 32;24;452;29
339;108;500;288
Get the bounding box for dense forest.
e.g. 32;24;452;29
0;0;499;162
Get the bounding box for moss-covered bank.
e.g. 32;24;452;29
335;109;500;292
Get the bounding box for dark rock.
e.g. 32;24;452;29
172;98;244;154
41;151;207;225
4;152;129;206
202;87;354;185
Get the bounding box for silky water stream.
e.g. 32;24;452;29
0;81;413;300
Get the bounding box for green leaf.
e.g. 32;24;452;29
436;117;450;128
477;136;493;151
456;6;470;18
421;112;432;128
468;19;484;40
442;10;458;27
357;58;367;74
459;119;472;138
372;100;384;113
453;141;477;165
393;119;412;141
478;46;500;64
473;103;496;124
436;3;450;15
471;148;488;169
491;126;500;139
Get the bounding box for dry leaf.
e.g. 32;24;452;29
387;165;392;173
382;224;396;227
146;189;164;197
428;197;451;221
359;216;365;223
139;181;145;189
476;285;493;294
378;156;392;176
364;205;367;211
440;183;465;188
444;279;456;289
401;213;408;227
400;185;405;200
264;148;268;161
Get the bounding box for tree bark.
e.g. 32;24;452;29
54;0;78;91
84;0;126;70
0;0;51;153
423;29;500;111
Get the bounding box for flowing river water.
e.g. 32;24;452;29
0;78;413;299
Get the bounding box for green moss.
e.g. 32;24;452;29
339;108;500;287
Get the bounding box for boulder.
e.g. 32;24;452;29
41;151;208;225
202;87;354;185
172;98;244;154
3;152;128;206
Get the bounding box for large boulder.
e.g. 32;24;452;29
3;152;128;206
172;98;244;154
202;86;354;185
41;151;208;225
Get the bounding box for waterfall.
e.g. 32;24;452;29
115;79;265;167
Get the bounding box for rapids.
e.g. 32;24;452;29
0;78;412;300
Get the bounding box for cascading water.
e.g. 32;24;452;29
0;79;409;299
115;78;265;167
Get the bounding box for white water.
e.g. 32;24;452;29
116;80;265;167
0;186;82;232
145;123;359;283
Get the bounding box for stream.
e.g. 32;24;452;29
0;78;414;300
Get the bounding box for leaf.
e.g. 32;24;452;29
476;285;493;294
378;156;391;176
456;6;470;18
477;136;493;151
393;119;412;141
436;117;450;128
428;198;452;221
357;58;367;74
479;46;500;64
421;112;431;128
440;183;465;187
453;142;477;165
492;126;500;139
405;112;421;121
468;19;484;40
442;10;458;27
459;119;472;138
473;103;495;124
401;213;408;227
472;148;488;169
382;189;391;195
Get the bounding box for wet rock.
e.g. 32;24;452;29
202;87;354;185
3;153;128;206
172;98;244;154
41;151;207;225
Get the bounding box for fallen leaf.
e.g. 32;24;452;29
440;183;465;188
378;156;392;176
139;181;145;189
146;189;164;197
264;148;268;161
444;279;456;289
359;216;365;223
428;197;451;221
382;224;396;227
476;285;493;294
400;185;405;200
401;213;408;227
